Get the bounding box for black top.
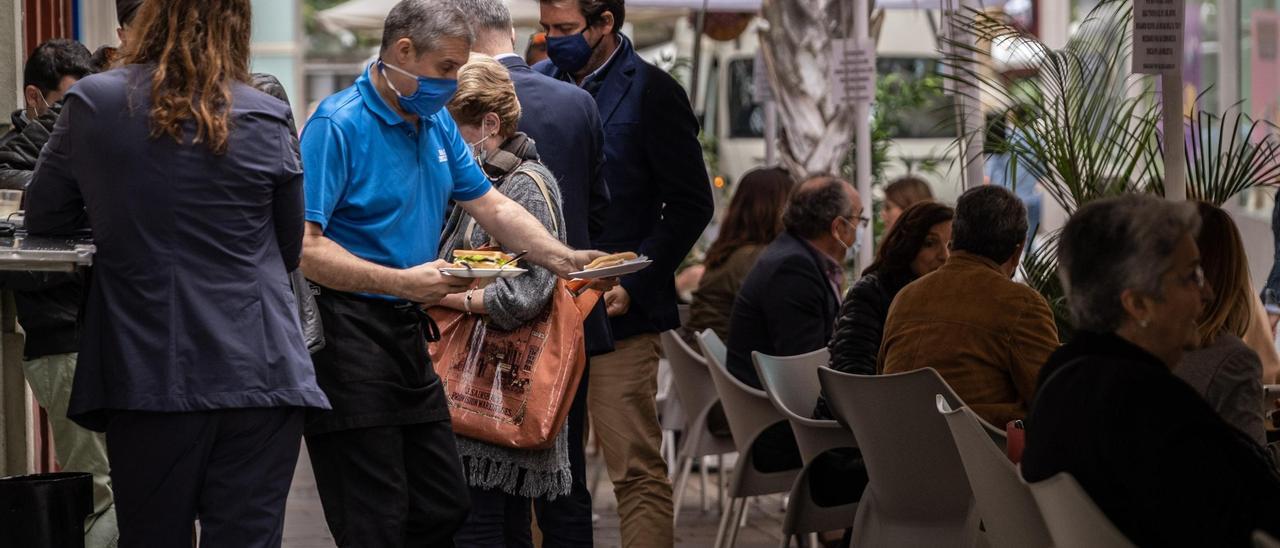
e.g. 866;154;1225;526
813;270;911;418
536;35;714;340
1021;331;1280;547
498;54;613;356
0;101;82;359
25;65;330;430
726;232;842;389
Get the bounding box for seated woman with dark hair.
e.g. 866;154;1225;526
1022;194;1280;547
687;166;794;342
1176;202;1266;444
815;200;954;419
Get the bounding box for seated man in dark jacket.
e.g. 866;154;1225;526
726;174;862;479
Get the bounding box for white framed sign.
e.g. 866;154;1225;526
1132;0;1185;74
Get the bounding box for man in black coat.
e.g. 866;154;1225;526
727;175;863;390
535;0;715;544
449;0;611;543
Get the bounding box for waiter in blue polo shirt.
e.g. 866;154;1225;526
297;2;604;546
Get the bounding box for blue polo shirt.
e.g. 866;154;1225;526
300;66;491;276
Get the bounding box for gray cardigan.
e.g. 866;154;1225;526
1176;333;1266;445
440;160;566;330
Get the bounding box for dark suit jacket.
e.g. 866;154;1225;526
726;232;842;389
25;65;329;431
536;35;714;340
498;54;613;355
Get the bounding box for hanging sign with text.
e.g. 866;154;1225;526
830;38;877;104
1132;0;1185;74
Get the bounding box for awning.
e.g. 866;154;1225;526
317;0;546;33
317;0;680;33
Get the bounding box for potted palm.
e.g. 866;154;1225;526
939;0;1280;338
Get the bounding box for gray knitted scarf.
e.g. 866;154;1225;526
456;427;572;500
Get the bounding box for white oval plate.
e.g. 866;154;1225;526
440;267;528;279
569;259;653;279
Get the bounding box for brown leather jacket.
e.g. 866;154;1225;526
878;251;1060;426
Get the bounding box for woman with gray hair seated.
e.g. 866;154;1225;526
1021;194;1280;547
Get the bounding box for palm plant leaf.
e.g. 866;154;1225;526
1182;109;1280;206
939;0;1162;214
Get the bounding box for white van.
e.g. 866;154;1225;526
651;9;960;200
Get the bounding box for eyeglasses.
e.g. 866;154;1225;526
844;215;870;229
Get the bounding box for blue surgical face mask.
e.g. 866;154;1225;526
379;60;458;117
546;28;600;74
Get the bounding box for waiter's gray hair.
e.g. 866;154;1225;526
380;0;474;55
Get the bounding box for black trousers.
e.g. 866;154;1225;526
453;486;533;547
533;359;594;547
306;421;470;548
106;407;304;548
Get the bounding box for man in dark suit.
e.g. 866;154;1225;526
726;175;864;390
725;175;863;479
535;0;715;545
448;0;611;543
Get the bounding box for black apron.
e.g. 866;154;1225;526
304;287;447;436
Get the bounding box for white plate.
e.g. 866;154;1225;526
569;259;653;279
440;267;528;279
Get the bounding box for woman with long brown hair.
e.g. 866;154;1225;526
25;0;329;545
687;166;794;341
1176;202;1266;444
816;200;954;418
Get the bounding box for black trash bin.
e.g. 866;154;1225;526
0;471;93;548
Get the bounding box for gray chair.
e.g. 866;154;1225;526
698;330;801;548
817;367;992;548
1028;472;1135;548
754;349;859;548
661;330;735;525
937;395;1052;548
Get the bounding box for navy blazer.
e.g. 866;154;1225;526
536;35;714;340
726;232;842;389
498;55;613;355
25;65;330;431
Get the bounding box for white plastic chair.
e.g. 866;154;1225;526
817;367;990;548
1028;472;1135;548
656;355;685;471
754;350;859;548
661;330;736;525
698;330;801;548
937;395;1052;548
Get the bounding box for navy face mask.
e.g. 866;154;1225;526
379;60;458;117
546;28;601;74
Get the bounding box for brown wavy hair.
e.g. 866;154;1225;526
864;201;954;280
704;167;794;269
119;0;252;155
1195;201;1252;347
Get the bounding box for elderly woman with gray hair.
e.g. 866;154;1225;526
1021;194;1280;547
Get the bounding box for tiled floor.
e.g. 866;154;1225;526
282;445;790;547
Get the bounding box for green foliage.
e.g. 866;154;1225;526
842;69;947;185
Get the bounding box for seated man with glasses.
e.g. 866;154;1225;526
724;173;863;475
879;185;1060;427
726;174;865;389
